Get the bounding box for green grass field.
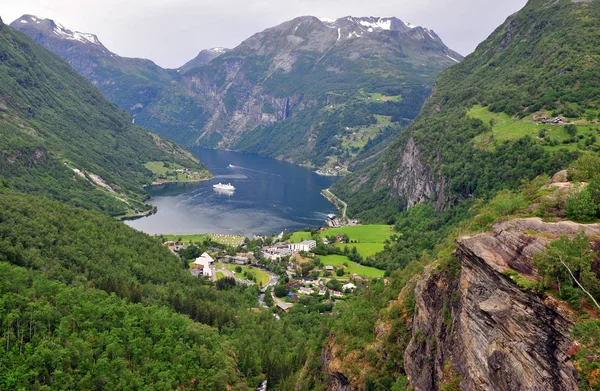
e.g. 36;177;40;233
222;264;271;285
208;234;246;247
468;105;599;152
162;233;245;247
216;271;225;280
145;161;207;182
334;242;386;257
320;255;385;278
163;234;207;244
323;225;393;243
357;89;403;102
290;231;313;243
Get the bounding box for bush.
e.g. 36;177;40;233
274;284;290;298
235;266;242;273
216;277;236;290
567;154;600;182
336;268;345;276
565;187;597;222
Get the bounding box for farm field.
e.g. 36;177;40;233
162;233;245;247
290;231;313;243
323;225;393;243
319;255;385;278
334;242;386;257
162;234;207;243
221;263;271;286
145;161;208;182
468;105;599;152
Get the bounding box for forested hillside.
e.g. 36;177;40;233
0;187;325;389
0;17;209;217
334;0;600;221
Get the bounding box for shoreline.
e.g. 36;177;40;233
321;188;348;221
117;205;157;221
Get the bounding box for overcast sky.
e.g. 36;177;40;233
2;0;528;68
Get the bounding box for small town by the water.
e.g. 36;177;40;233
162;209;387;318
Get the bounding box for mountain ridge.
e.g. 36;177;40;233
332;0;597;221
0;16;209;216
11;14;463;171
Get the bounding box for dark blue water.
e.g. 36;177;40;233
125;148;338;236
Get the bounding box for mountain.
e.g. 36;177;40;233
12;15;462;171
0;16;209;217
332;0;597;221
139;16;463;169
10;14;175;114
179;47;229;72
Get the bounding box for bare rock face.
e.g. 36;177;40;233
376;137;448;210
404;217;586;391
321;339;356;391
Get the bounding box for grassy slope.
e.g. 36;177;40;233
221;263;271;285
319;254;385;278
334;0;600;221
468;105;599;151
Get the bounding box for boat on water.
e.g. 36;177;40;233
213;182;235;191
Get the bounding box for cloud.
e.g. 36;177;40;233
2;0;527;68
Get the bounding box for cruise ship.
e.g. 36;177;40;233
213;182;235;191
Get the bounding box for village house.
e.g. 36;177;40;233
298;287;314;295
164;240;187;253
276;302;293;313
342;283;357;292
261;244;292;260
288;240;317;253
324;265;335;271
191;252;215;279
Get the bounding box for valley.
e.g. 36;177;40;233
2;0;600;390
11;15;460;173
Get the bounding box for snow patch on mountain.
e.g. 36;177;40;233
52;21;101;45
357;18;392;30
318;17;337;23
446;54;460;63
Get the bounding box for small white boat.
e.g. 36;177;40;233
213;182;235;191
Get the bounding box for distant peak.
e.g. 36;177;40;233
315;16;427;33
13;14;102;46
209;47;228;53
317;17;337;24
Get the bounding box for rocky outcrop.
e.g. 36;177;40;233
376;137;448;210
404;217;587;391
321;339;356;391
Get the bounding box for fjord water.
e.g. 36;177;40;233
126;148;338;237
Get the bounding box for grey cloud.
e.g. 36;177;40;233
2;0;527;68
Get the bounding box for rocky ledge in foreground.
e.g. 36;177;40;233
405;217;597;391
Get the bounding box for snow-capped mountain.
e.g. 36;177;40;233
10;14;463;170
10;14;173;110
179;47;230;73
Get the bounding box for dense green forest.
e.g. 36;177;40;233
0;18;209;216
0;187;328;389
334;0;600;221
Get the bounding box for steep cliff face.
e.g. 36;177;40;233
141;15;461;167
334;0;596;219
404;218;589;391
375;137;448;210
